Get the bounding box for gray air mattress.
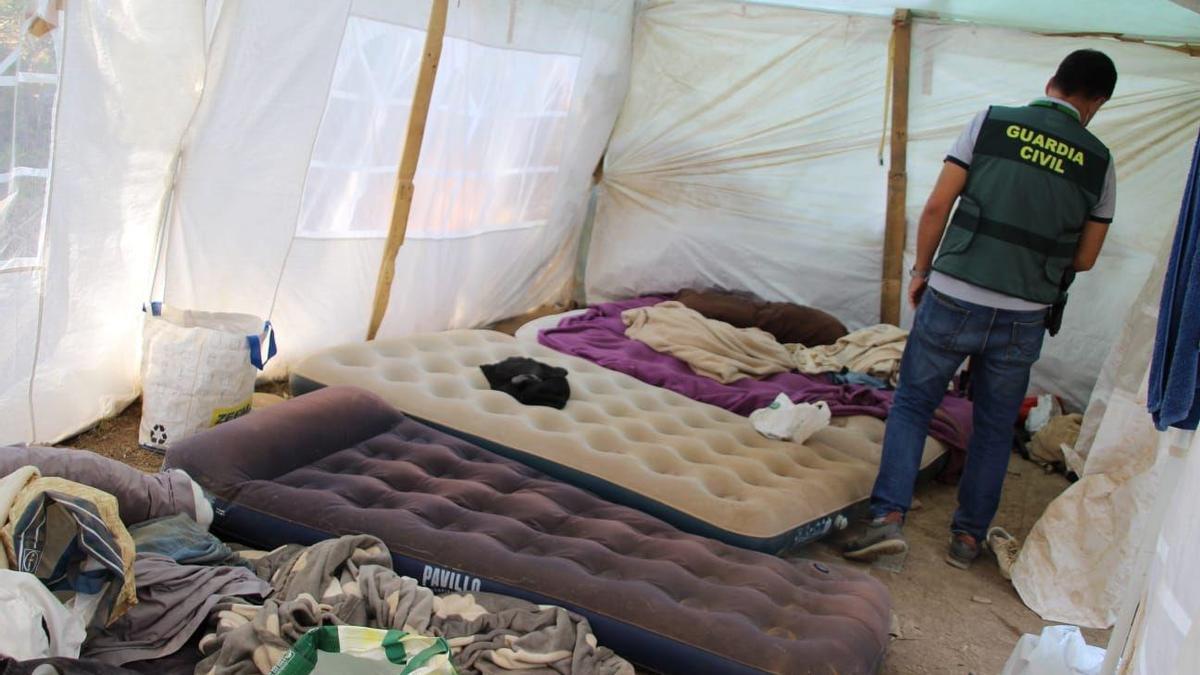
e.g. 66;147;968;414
165;386;891;675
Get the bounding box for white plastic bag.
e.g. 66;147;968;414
139;303;276;451
749;393;831;443
0;570;86;660
1026;394;1062;435
1000;625;1104;675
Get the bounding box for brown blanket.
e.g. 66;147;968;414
677;288;848;346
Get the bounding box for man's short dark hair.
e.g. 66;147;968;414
1051;49;1117;99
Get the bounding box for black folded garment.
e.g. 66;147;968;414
480;357;570;409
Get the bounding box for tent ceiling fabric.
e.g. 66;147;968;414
749;0;1200;42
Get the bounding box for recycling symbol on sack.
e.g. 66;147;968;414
150;424;168;445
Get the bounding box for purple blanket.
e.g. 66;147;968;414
539;296;972;451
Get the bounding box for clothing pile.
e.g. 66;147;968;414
0;447;269;673
480;357;571;409
0;447;630;675
621;301;907;386
538;294;974;452
199;535;631;675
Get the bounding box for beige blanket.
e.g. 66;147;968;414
790;323;908;386
621;302;906;385
622;302;793;383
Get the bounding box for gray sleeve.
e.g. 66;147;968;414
1090;159;1117;223
945;110;987;168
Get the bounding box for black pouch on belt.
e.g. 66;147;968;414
1045;268;1076;337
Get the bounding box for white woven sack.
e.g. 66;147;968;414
139;303;275;451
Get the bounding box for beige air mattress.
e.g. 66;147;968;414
291;330;945;552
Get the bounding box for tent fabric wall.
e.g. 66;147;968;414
901;22;1200;410
162;0;634;378
1118;430;1199;674
1010;230;1177;628
585;0;1200;408
586;1;894;324
0;2;206;446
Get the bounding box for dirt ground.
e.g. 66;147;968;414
806;459;1110;674
60;396;1106;674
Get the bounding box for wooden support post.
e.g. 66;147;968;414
880;9;912;325
366;0;449;341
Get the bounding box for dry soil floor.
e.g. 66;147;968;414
60;399;1108;674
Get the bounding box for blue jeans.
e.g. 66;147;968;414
870;288;1046;541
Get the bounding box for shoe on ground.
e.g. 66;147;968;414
842;514;908;562
987;526;1020;580
946;532;981;569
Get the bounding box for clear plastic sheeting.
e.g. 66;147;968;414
0;2;206;445
163;0;633;378
586;1;893;325
295;18;580;241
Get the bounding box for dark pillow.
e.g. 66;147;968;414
755;303;848;347
676;288;758;327
676;288;848;347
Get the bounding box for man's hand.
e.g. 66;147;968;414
909;276;928;308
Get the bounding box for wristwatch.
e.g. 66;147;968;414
909;265;930;279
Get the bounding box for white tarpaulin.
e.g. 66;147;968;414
161;0;633;379
587;2;893;325
1010;233;1173;628
1117;430;1200;674
0;1;205;445
585;0;1200;408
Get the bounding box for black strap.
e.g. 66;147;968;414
949;215;1077;259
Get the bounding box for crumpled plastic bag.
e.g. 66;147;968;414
1025;394;1063;435
999;625;1104;675
749;393;830;443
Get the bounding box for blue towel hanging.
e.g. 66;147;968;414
1148;126;1200;431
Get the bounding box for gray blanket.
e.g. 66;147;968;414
84;552;271;665
198;535;632;675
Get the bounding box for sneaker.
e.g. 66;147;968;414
987;527;1020;580
946;532;981;569
842;513;908;562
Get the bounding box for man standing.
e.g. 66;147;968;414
843;50;1118;568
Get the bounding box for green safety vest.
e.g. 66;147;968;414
933;101;1111;304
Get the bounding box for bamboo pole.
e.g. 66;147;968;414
880;9;912;325
366;0;449;341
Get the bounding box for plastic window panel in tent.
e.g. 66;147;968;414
0;6;60;272
295;15;579;242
